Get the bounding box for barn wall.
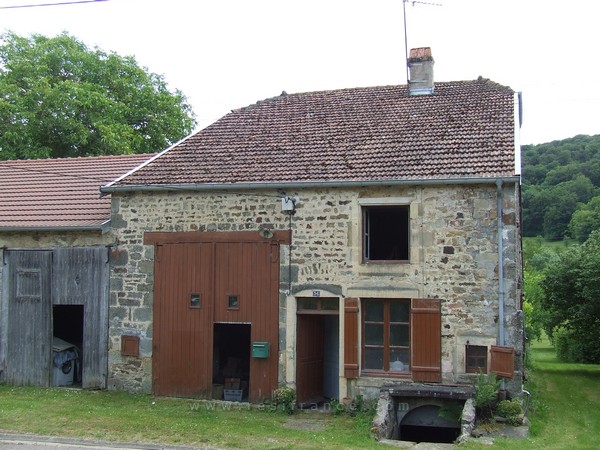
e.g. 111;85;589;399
107;183;523;396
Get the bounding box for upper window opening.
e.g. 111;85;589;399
363;205;410;262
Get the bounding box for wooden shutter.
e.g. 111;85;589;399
411;298;442;382
343;297;359;378
490;345;515;379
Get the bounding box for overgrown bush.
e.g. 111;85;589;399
272;386;296;414
553;326;585;363
542;231;600;363
497;399;523;425
474;372;501;420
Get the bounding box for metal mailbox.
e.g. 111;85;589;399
252;341;270;358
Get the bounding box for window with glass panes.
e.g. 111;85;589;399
465;345;487;373
362;298;410;373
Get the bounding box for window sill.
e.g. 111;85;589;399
362;260;411;265
361;370;412;379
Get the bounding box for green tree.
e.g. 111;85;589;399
569;196;600;242
542;230;600;363
522;237;560;342
521;134;600;238
0;32;196;160
523;270;546;342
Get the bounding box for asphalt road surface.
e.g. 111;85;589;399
0;434;217;450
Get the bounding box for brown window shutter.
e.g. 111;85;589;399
344;297;360;378
490;345;515;379
411;298;442;382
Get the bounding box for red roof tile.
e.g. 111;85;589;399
0;154;154;230
110;79;518;189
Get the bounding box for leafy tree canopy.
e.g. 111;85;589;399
0;31;196;160
541;230;600;363
569;195;600;242
522;134;600;239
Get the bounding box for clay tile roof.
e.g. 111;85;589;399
0;154;154;230
111;79;518;188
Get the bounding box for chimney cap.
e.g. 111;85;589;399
408;47;433;62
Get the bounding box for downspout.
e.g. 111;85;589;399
497;179;505;346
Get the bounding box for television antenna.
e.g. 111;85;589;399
403;0;443;85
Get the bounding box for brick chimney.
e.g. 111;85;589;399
407;47;434;95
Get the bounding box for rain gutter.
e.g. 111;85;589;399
100;176;521;195
497;179;505;346
0;220;110;234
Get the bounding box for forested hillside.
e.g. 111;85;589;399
522;134;600;241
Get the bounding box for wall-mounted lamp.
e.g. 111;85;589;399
281;195;299;212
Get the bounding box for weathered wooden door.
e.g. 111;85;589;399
152;243;215;397
213;241;279;402
52;247;109;388
3;250;52;386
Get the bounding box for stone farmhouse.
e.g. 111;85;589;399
0;48;524;414
100;48;524;404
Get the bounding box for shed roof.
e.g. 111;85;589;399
0;154;154;231
106;78;519;191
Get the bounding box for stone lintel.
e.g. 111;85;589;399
381;382;475;400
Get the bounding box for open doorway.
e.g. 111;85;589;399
212;323;251;401
52;305;83;387
296;297;340;406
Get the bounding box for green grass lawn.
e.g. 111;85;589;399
465;337;600;450
1;339;599;449
0;386;380;449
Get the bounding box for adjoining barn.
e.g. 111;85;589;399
0;154;154;388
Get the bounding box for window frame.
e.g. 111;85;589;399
465;344;488;374
361;298;411;377
360;199;411;264
226;294;240;310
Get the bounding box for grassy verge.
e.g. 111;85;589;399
2;338;598;449
0;388;379;449
465;337;600;449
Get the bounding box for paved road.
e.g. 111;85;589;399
0;434;217;450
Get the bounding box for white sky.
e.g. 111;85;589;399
1;0;599;146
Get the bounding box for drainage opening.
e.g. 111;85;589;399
398;404;461;444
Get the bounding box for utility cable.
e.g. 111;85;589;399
0;0;107;9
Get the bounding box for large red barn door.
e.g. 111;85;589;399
152;243;214;397
149;231;286;401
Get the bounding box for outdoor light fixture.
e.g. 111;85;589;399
281;195;299;212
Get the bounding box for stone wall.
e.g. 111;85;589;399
107;182;522;395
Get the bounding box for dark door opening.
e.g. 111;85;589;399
398;404;461;444
52;305;83;387
213;323;251;401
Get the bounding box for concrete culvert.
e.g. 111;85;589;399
398;404;461;444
